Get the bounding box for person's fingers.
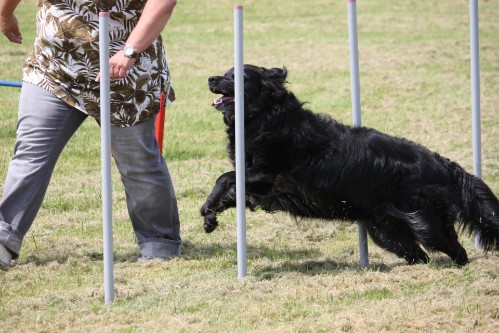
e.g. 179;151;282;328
1;27;22;43
110;65;128;79
95;68;126;82
9;25;22;43
0;16;22;44
96;53;135;82
7;30;22;43
109;66;118;79
117;67;127;78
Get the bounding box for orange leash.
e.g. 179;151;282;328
155;92;166;153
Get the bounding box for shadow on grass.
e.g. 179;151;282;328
86;251;141;263
20;250;141;266
180;240;396;278
180;239;321;261
254;259;395;280
19;240;462;276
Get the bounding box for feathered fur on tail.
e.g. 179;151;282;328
455;166;499;251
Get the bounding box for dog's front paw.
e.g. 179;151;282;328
203;213;219;233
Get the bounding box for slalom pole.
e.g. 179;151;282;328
347;0;369;268
99;10;115;303
234;4;247;278
469;0;483;249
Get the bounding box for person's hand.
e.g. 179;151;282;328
0;13;22;44
95;51;137;82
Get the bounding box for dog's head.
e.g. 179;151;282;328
208;65;288;122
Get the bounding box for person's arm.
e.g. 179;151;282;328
0;0;23;44
98;0;177;81
125;0;177;53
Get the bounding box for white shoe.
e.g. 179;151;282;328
0;243;12;269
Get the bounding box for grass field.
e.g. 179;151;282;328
1;0;498;332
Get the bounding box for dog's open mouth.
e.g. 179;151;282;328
212;96;235;110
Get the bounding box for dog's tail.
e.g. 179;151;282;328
453;162;499;251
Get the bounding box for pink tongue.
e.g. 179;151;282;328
212;96;235;106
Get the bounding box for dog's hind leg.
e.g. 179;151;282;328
366;219;430;265
415;210;469;266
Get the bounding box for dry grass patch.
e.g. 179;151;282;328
1;0;498;332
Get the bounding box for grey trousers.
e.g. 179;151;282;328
0;83;181;260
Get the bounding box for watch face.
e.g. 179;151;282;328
124;46;134;56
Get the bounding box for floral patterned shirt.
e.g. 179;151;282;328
22;0;174;127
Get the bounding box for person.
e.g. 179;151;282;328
0;0;181;268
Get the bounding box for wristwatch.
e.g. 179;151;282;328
123;44;139;59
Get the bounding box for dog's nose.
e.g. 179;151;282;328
208;76;218;83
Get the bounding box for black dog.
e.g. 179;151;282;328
200;65;499;266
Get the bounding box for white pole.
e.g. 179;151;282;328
347;0;369;268
234;5;247;278
469;0;483;249
99;11;115;303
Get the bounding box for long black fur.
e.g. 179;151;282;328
201;65;499;266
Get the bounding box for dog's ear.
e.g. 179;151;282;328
262;66;288;98
267;66;288;83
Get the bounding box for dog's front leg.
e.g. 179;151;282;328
201;170;275;233
201;171;237;232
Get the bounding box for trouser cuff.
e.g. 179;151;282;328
0;222;23;259
138;238;181;259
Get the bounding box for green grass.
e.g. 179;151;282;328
1;0;499;332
